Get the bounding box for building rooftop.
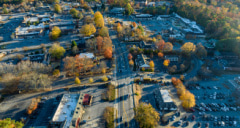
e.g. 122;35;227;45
50;21;74;27
160;90;173;103
52;94;79;128
25;17;39;23
79;53;94;59
135;14;153;18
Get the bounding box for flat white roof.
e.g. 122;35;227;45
25;17;39;23
160;90;173;103
79;53;94;59
52;94;79;128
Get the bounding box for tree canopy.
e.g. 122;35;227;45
51;26;61;40
134;103;160;128
49;43;66;59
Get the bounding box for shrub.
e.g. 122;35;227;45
102;75;108;82
75;77;81;84
53;69;60;77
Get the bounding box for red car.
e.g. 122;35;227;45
192;115;196;120
190;108;195;112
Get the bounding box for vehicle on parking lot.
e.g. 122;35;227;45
205;123;209;127
189;108;195;112
192;115;195;120
221;121;225;126
197;122;201;127
177;120;182;126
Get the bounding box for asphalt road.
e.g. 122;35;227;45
110;29;136;128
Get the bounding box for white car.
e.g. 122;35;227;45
178;120;182;125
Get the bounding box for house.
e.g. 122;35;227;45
79;53;95;59
164;55;178;62
136;54;150;70
214;51;238;60
109;8;125;16
133;14;153;20
49;93;85;128
35;6;51;12
155;1;171;7
234;76;240;84
49;21;75;30
154;89;177;111
22;53;51;65
140;41;154;49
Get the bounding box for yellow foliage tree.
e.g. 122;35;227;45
80;24;96;37
54;4;61;13
75;77;81;84
94;11;104;28
149;60;154;69
95;18;104;28
49;43;66;59
89;77;94;83
180;91;196;109
129;59;134;66
176;84;186;96
181;42;196;55
163;59;170;67
102;68;106;74
51;26;61;40
134;103;160;128
102;75;108;82
99;26;109;37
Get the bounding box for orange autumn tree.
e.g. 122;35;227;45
158;52;164;58
97;36;103;53
75;55;94;73
104;48;112;59
128;53;133;60
156;39;165;51
132;22;137;27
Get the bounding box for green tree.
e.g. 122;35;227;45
0;118;24;128
49;43;66;59
71;40;77;48
3;7;8;14
125;3;134;15
134;103;160;128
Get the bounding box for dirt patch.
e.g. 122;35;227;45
133;84;142;106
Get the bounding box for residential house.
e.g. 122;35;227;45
109;8;125;16
164;55;178;62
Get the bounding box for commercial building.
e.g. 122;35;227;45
154;89;177;111
133;14;153;20
49;93;85;128
15;23;45;39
